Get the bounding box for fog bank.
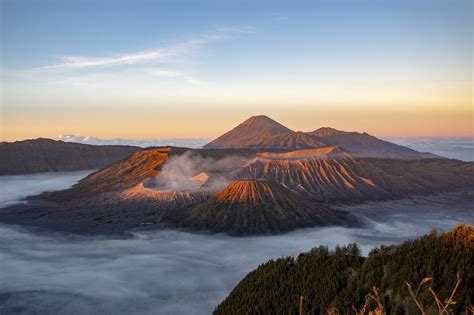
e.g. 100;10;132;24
387;137;474;161
0;170;93;208
0;172;473;315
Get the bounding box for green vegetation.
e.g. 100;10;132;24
214;225;473;314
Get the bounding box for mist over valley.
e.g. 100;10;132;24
0;171;472;314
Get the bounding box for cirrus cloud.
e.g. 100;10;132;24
38;28;252;72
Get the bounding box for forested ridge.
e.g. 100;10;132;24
215;225;473;314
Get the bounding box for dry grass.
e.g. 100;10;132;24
406;272;466;315
352;287;385;315
322;273;469;315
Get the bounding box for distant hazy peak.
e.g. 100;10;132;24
309;127;348;137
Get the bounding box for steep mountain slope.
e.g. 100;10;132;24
42;147;248;201
163;179;357;235
43;148;173;201
204;115;295;149
259;131;326;150
204;115;438;158
236;148;473;202
0;138;139;175
44;145;474;205
237;148;384;202
307;127;437;159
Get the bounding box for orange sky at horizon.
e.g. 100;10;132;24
2;100;472;142
2;0;472;142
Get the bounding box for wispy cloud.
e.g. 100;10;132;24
3;26;253;87
39;28;249;71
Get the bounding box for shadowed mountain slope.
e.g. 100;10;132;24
163;179;357;235
0;138;139;175
307;127;437;159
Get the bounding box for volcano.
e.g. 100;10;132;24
163;179;357;235
204;115;296;149
2;116;471;236
204;115;438;158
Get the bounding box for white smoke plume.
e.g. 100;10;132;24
150;151;249;191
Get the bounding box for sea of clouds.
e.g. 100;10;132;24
0;171;473;315
387;137;474;161
59;134;211;148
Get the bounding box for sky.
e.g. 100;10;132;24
1;0;472;141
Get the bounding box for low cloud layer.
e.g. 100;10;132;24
387;137;474;161
0;173;473;315
59;134;210;149
0;171;93;208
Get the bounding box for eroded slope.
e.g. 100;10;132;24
163;179;357;235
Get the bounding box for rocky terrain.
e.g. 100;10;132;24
0;138;139;175
163;179;357;235
1;115;472;235
237;147;473;202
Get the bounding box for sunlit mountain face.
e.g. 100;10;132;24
1;115;472;236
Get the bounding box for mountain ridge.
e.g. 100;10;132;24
306;127;437;159
0;138;140;175
204;115;439;159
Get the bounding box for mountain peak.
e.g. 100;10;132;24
240;115;291;130
310;127;347;137
204;115;293;149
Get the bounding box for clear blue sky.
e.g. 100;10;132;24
1;0;472;140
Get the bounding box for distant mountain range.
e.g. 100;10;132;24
1;115;472;236
205;115;437;159
59;134;210;148
0;115;440;175
0;138;139;175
